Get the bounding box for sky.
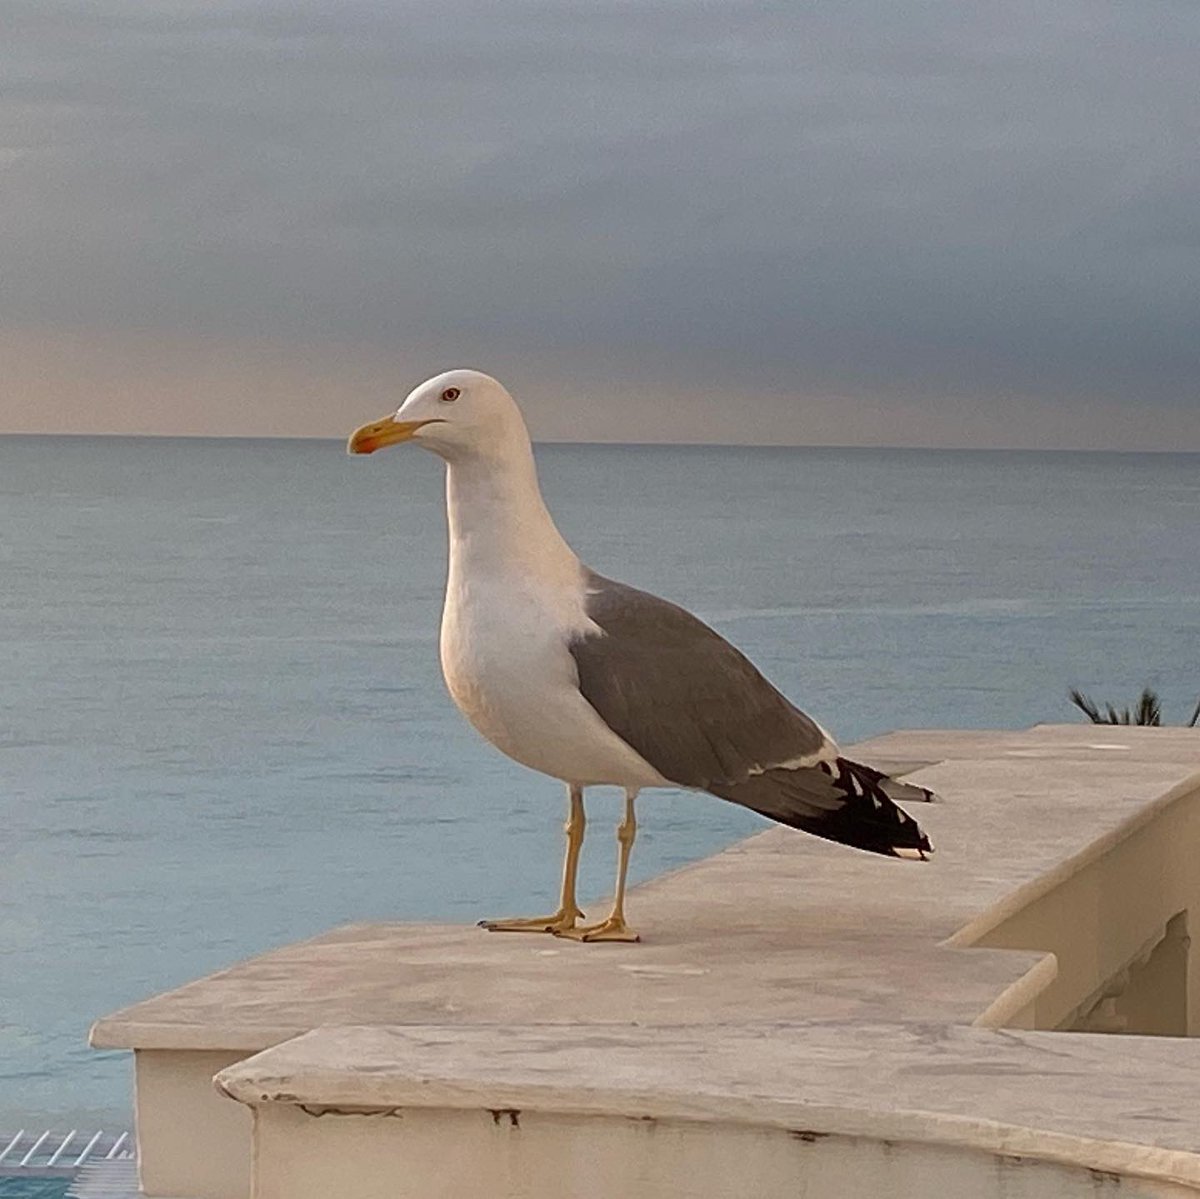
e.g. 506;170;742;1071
2;1;1199;448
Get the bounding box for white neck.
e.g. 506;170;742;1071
444;431;580;586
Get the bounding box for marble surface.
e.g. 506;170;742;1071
91;726;1200;1052
217;1020;1200;1189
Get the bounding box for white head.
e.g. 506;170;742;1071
347;369;529;463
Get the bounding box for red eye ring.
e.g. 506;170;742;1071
440;387;460;402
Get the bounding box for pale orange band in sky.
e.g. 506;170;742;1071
2;325;1197;451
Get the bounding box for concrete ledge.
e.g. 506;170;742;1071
217;1022;1200;1197
88;725;1200;1198
91;726;1200;1054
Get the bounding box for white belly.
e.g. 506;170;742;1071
440;577;667;789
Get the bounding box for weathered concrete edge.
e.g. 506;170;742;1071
948;768;1200;1029
214;1045;1200;1190
91;1023;315;1052
969;951;1058;1029
87;920;386;1050
945;770;1200;950
90;1016;648;1053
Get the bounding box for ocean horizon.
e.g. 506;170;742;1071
6;432;1200;454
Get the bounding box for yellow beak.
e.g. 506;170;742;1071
346;417;436;455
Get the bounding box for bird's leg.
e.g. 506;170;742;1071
556;789;640;943
554;784;587;924
480;785;586;934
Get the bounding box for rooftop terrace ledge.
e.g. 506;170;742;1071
215;1021;1200;1195
90;725;1200;1050
89;725;1200;1199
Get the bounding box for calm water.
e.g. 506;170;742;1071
2;436;1199;1126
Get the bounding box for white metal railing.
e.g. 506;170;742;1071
0;1129;132;1174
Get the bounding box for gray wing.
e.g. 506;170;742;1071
569;571;830;789
570;571;935;860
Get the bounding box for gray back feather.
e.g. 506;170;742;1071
569;571;827;789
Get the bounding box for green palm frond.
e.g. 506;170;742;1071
1135;689;1162;726
1068;688;1103;723
1069;686;1194;727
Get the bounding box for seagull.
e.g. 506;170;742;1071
348;370;934;943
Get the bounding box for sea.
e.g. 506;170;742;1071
1;435;1198;1128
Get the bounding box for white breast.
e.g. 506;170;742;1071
440;570;668;789
435;436;669;790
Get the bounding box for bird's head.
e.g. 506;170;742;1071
347;369;525;462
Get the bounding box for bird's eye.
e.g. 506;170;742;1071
440;387;460;403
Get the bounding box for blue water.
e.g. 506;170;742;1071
0;1183;70;1199
1;437;1198;1126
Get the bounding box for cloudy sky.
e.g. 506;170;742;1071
3;1;1199;447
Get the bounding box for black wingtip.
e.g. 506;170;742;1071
709;756;936;860
810;757;936;859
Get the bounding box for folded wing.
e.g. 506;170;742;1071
570;571;933;859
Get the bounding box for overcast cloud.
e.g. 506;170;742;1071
2;1;1198;446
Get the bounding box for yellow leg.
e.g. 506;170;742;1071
556;789;640;943
480;786;586;934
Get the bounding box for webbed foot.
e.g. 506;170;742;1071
553;916;640;943
479;908;584;935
